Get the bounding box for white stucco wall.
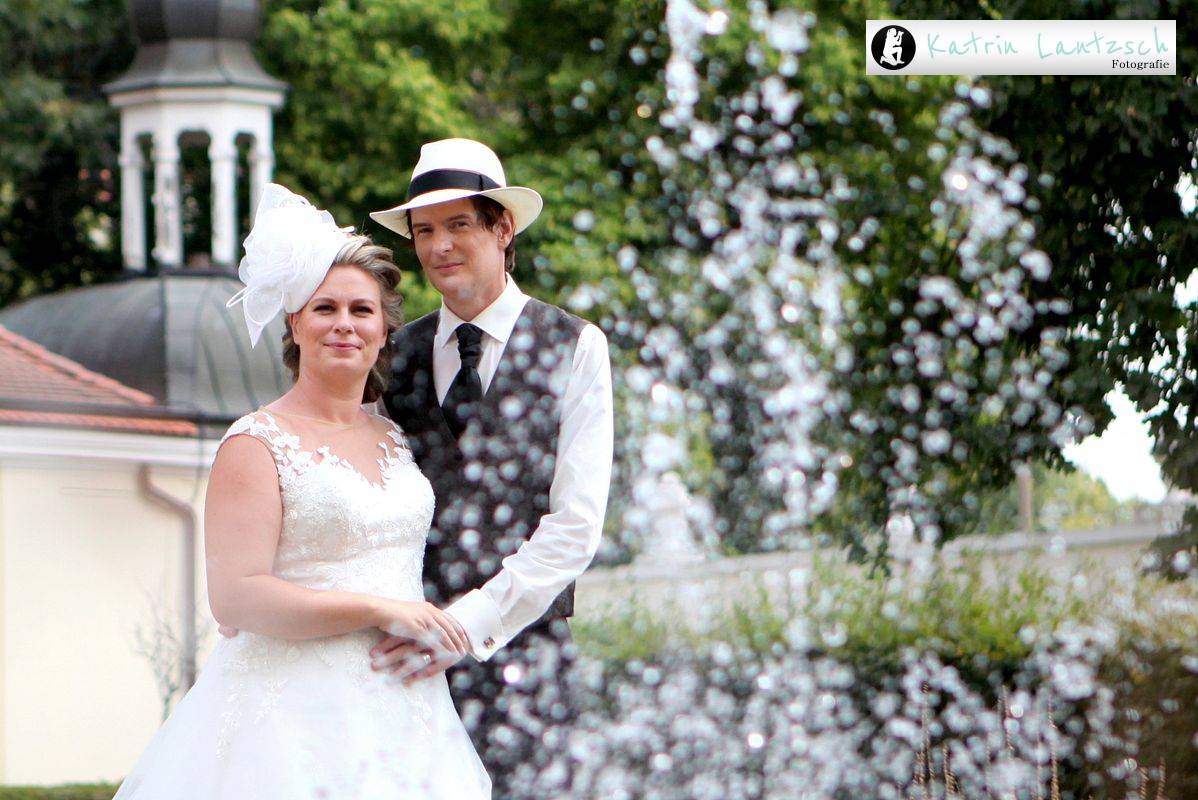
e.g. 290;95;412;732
0;445;209;785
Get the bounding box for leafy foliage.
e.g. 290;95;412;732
971;461;1158;534
889;0;1198;558
0;0;130;306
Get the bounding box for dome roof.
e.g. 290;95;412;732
104;0;285;95
0;272;291;435
129;0;260;44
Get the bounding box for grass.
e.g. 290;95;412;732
0;786;117;800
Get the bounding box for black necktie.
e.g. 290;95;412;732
443;323;483;438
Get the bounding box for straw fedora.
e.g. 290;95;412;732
369;138;543;238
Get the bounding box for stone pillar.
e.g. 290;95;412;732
248;143;274;220
209;137;238;268
151;130;183;268
118;139;147;271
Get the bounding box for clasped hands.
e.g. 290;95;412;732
217;599;470;685
369;599;471;683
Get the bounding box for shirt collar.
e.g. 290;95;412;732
434;278;529;350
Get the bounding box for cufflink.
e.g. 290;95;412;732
483;637;495;649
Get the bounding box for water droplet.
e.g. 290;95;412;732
572;210;595;232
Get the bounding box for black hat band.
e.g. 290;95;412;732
407;169;501;201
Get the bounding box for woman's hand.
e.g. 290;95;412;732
370;635;464;683
373;599;470;656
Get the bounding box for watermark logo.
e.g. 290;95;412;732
865;20;1175;75
871;24;916;70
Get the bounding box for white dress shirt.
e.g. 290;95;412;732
435;278;613;661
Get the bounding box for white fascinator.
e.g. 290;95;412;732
226;184;355;347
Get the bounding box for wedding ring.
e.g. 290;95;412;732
421;653;433;666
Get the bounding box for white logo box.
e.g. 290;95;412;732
866;19;1176;75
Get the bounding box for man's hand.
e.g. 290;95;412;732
370;634;465;684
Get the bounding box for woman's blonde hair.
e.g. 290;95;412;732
282;235;404;403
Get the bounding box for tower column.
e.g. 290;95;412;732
248;142;274;220
209;135;238;268
118;138;147;272
151;130;183;268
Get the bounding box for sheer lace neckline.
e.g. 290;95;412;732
254;408;405;491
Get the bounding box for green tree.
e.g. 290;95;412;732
973;462;1155;534
0;0;131;307
894;0;1198;568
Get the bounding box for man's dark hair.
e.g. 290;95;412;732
470;196;517;273
405;196;517;273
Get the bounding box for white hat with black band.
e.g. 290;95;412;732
369;138;543;239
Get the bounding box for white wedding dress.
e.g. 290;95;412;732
113;410;491;799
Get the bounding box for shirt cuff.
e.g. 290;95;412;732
445;589;507;662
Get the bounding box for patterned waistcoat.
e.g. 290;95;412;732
383;298;586;621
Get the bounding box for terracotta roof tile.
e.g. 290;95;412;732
0;324;196;437
0;323;156;406
0;409;197;437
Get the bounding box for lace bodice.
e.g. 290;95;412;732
221;410;435;601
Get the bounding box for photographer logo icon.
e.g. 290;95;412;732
871;25;915;70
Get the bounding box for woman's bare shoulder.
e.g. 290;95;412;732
213;413;281;484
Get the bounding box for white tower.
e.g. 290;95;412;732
104;0;286;271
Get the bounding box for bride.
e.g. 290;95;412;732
113;185;491;799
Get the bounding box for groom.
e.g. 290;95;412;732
369;138;613;797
